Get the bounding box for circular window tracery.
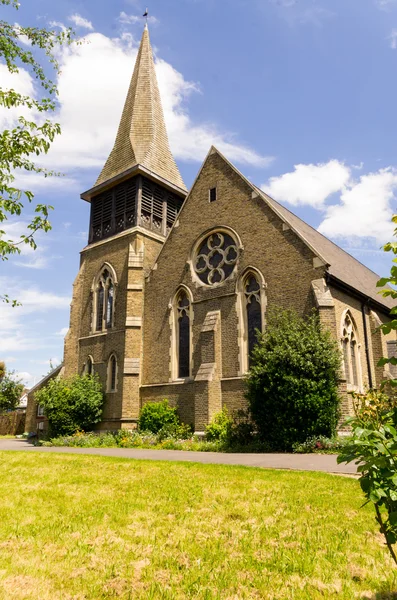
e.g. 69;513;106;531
194;231;239;285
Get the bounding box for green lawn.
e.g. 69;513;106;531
0;453;396;600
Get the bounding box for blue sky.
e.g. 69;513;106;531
1;0;397;386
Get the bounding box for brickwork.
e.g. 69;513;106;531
63;226;163;430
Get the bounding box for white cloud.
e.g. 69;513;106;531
262;160;351;209
118;12;140;25
0;277;70;353
0;30;271;175
377;0;397;9
390;29;397;49
319;168;397;242
68;14;94;30
56;327;69;336
262;161;397;244
0;220;54;270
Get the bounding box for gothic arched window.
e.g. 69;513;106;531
172;288;192;379
85;356;94;376
93;266;116;332
238;269;266;374
244;273;263;368
341;312;361;389
107;354;118;392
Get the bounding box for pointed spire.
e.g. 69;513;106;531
96;26;186;191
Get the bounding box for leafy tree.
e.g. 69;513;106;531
246;308;341;451
0;369;24;412
138;400;179;434
0;0;75;303
338;390;397;566
377;214;397;384
0;361;5;381
34;374;104;437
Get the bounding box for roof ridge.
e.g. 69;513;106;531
254;184;385;281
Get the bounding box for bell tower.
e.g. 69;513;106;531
63;25;187;430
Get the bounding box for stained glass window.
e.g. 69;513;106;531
194;231;238;286
94;267;116;333
244;274;262;367
177;291;190;378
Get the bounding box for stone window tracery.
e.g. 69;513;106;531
194;231;238;286
93;266;116;333
341;312;361;389
244;274;262;368
238;269;266;375
177;290;191;378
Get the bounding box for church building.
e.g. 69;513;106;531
26;25;397;434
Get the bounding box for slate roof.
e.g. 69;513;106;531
95;25;186;192
257;187;395;312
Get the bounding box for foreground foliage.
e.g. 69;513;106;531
0;452;396;599
137;399;179;434
0;368;23;413
338;389;397;566
0;1;75;302
246;309;341;451
34;374;104;437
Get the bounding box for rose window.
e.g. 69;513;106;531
194;232;239;285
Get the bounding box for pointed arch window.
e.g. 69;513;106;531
171;288;192;380
84;356;94;376
107;354;118;392
341;312;361;389
177;291;191;378
93;266;117;333
238;269;266;374
244;274;263;368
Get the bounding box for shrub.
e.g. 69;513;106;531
246;308;341;451
138;400;179;434
34;374;104;437
205;408;232;442
292;435;349;454
338;389;397;566
0;370;24;413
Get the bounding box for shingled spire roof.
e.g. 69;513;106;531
95;25;186;192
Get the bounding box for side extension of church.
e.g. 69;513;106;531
26;26;397;434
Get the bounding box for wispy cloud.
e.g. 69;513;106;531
262;161;397;244
390;29;397;49
68;14;94;30
1;29;272;174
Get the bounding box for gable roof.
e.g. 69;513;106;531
259;190;395;311
212;147;394;313
95;25;186;192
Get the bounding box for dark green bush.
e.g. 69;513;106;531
34;374;104;437
138;400;179;434
246;308;341;451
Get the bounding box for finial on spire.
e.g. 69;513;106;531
143;8;149;26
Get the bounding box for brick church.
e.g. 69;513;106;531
26;25;397;433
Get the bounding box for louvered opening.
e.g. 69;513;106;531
88;177;137;243
125;180;136;226
141;179;153;228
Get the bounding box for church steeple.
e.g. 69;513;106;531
95;25;186;192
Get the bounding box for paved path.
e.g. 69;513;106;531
0;438;358;475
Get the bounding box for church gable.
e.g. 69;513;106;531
142;149;325;385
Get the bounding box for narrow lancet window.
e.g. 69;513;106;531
244;274;262;367
85;356;93;376
177;290;191;378
108;355;117;392
341;312;361;390
93;266;116;333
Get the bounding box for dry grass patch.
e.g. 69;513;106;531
0;452;396;599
